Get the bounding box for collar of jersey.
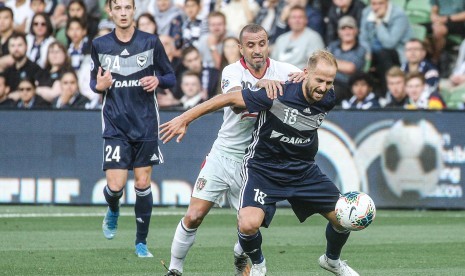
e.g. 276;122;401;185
240;57;270;79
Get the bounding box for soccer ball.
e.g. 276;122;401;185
335;191;376;231
381;119;442;197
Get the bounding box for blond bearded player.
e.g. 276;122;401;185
164;24;303;276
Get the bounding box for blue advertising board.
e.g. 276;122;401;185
0;109;464;209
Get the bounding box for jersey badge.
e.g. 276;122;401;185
137;55;148;67
195;177;207;191
221;79;230;90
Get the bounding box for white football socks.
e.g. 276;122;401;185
169;218;197;272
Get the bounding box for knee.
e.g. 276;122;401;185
238;217;260;235
184;209;207;228
134;177;151;189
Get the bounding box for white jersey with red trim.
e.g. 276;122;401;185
211;58;301;161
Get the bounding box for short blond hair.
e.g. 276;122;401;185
307;50;338;71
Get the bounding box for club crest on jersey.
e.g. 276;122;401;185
137;55;148;67
221;79;230;90
196;178;207;190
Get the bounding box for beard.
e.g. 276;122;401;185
12;53;26;62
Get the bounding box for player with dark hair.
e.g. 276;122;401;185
163;23;303;276
89;0;175;258
161;50;360;276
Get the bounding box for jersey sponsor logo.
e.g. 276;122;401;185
195;177;207;190
136;55;148;67
120;49;130;56
270;130;310;144
114;79;141;88
221;79;230;90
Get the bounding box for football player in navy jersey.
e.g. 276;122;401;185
160;50;360;276
89;0;175;258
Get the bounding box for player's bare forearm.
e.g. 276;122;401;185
160;91;245;143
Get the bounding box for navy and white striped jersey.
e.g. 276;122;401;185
90;29;175;141
241;82;336;181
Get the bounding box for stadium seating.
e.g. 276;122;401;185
411;24;427;41
404;0;431;24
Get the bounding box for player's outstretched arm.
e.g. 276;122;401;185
160;91;245;143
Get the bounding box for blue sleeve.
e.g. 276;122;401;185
153;36;176;89
89;41;101;93
241;88;273;113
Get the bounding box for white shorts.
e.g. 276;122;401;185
192;151;242;210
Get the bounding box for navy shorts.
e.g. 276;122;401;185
239;163;340;227
102;138;162;170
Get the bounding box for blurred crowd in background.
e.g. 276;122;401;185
0;0;464;111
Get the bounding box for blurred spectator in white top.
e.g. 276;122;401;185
359;0;412;95
326;0;366;45
5;0;33;33
272;6;324;70
328;15;366;104
66;17;89;71
275;0;325;39
342;71;381;109
26;12;55;68
382;66;408;108
219;0;259;38
401;38;439;91
182;0;208;49
197;11;231;69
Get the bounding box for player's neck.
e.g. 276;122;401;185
115;26;135;43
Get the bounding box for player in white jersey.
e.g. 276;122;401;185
164;24;302;276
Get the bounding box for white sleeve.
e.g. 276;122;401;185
220;63;243;93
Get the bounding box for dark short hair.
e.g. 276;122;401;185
0;6;14;19
66;17;87;31
239;24;268;44
19;76;37;89
9;32;27;46
108;0;135;10
184;0;200;5
349;71;373;87
182;46;200;59
60;69;79;81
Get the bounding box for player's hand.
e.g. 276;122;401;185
288;71;306;83
96;67;113;91
256;79;284;99
140;76;160;92
159;115;189;144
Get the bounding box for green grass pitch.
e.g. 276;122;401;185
0;206;464;275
